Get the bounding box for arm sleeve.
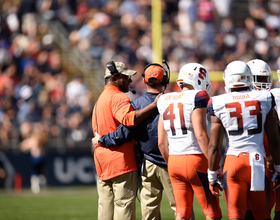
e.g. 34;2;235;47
111;93;136;127
194;90;210;109
115;104;136;126
99;124;134;147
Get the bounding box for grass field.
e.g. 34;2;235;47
0;186;275;220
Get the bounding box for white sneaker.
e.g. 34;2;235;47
30;175;40;194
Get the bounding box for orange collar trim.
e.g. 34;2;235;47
105;85;121;92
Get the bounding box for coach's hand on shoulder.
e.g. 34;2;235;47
152;93;162;107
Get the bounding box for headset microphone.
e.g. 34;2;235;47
129;89;136;94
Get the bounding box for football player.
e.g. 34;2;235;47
248;59;273;91
157;63;222;220
246;59;277;220
208;60;280;220
270;69;280;220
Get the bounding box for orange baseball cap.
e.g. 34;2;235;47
144;65;164;83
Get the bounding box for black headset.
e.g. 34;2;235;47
106;61;119;76
142;60;170;90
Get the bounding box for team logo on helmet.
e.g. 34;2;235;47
177;63;211;94
199;68;207;80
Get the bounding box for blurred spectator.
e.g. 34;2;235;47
66;112;88;147
65;74;89;112
20;127;48;193
16;85;37;124
178;0;197;35
213;0;233;18
40;0;76;30
0;63;19;97
48;50;64;76
35;50;51;74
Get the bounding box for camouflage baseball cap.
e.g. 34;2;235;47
104;62;137;78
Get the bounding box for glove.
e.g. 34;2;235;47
208;169;223;197
217;169;224;187
273;164;280;191
272;173;280;191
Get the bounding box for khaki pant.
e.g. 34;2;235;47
140;159;176;220
97;171;138;220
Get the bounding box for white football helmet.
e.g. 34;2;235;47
247;59;273;90
224;60;252;93
177;63;211;93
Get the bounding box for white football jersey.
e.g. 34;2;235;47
270;88;280;121
208;90;275;157
157;90;209;155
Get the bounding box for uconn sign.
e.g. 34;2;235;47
3;151;96;187
47;152;96;186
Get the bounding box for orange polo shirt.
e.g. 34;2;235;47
92;85;138;181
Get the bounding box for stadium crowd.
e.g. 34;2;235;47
65;0;280;94
1;0;280;151
0;0;95;151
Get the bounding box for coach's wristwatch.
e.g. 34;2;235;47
266;155;273;162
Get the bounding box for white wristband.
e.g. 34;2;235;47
207;169;217;182
274;164;280;173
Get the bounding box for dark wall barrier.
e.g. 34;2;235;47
1;150;96;188
46;152;96;186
